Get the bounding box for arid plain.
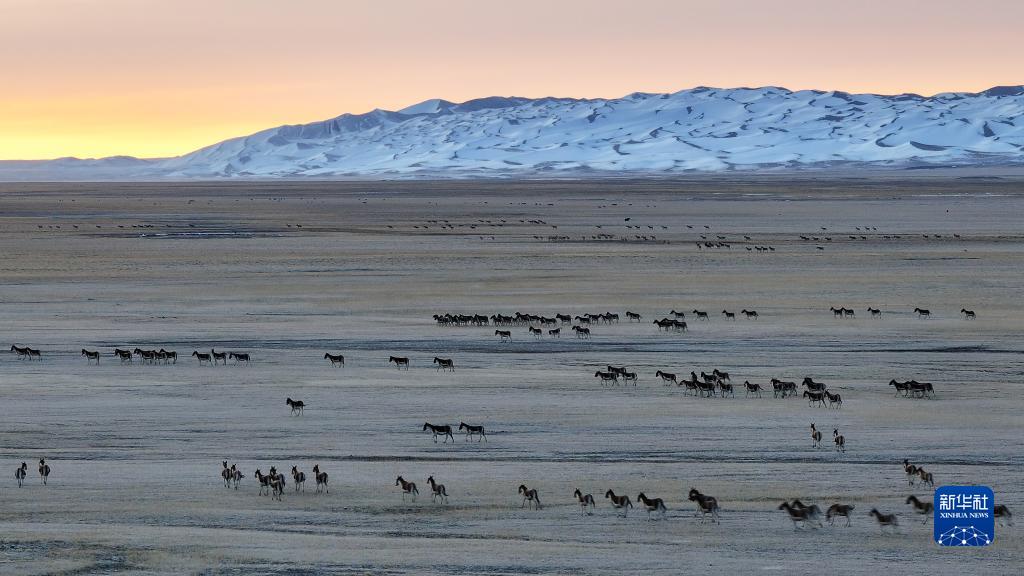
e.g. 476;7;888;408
1;177;1022;574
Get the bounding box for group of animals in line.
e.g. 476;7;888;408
642;369;847;406
13;459;49;487
421;422;487;442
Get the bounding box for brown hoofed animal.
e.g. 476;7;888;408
826;504;855;527
574;488;596;515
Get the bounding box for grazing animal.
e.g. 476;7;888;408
994;505;1013;526
192;350;212;365
458;422;487;442
740;309;759;319
869;509;900;533
636;492;667;520
688;488;720;524
81;349;100;364
810;423;823;448
324;353;345;367
228;352;250;364
495;330;512;342
824;390;843;409
38;459;50;485
960;308;976;320
803;390;827;407
423;422;454;443
778;501;823;529
914;307;931;318
655;370;677;385
905;495;933;523
744;381;763;398
826;503;855;527
518;484;541;509
605;489;633;517
692;310;710;321
574;488;596;515
211;349;228;365
313;464;329;494
867;307;882;317
427;475;449;503
286;397;305;415
721;310;736;320
433;357;455;371
291;466;306;492
395;476;419;501
833;429;845;452
15;462;27;487
389;356;410;369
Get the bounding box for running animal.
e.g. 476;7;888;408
636;492;668;520
427;475;449;503
869;509;900;533
826;504;855;527
688;488;720;524
395;476;419;501
905;495;933;523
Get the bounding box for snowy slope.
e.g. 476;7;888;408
5;85;1024;179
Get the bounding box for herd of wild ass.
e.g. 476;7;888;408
7;305;1008;535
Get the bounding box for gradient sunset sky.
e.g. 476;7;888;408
2;0;1020;160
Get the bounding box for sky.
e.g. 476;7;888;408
1;0;1021;160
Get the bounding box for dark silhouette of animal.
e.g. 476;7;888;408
81;349;100;364
192;350;212;365
495;330;512;342
688;488;720;524
423;422;454;443
810;423;823;447
655;370;677;385
994;505;1013;526
396;476;418;501
427;475;448;503
626;311;642;322
313;464;329;494
229;352;250;364
291;466;306;492
389;356;410;369
824;390;843;408
324;353;345;367
211;349;228;364
721;310;736;320
744;381;763;398
803;390;827;407
867;307;882;317
692;310;709;321
826;503;854;526
595;370;618;385
519;484;541;509
636;492;667;520
905;495;933;523
869;509;899;533
741;309;758;319
433;357;454;371
778;501;823;529
114;348;133;363
286;397;305;415
574;488;596;515
15;462;27;487
38;459;50;485
459;422;486;441
605;490;633;517
833;429;845;452
548;328;560;337
914;307;931;318
961;308;976;320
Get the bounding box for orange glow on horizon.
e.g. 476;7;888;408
2;0;1021;160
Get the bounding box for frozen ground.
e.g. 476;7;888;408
0;177;1022;574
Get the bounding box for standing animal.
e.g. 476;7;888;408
15;462;27;487
211;349;228;364
291;466;306;492
867;307;882;317
721;310;736;320
433;357;455;371
220;461;232;487
636;492;668;520
192;350;212;365
833;429;845;452
914;307;931;318
688;488;720;524
423;422;454;443
324;353;345;367
905;495;933;523
38;459;50;485
548;328;560;337
495;330;512;342
605;490;633;517
230;465;243;489
286;397;305;415
574;488;596;515
518;484;541;509
81;349;100;364
902;459;920;485
826;504;855;527
594;370;618;384
803;390;827;407
810;424;823;448
228;352;250;364
824;390;843;408
960;308;976;320
389;356;410;369
426;476;448;503
313;464;329;494
458;422;487;441
655;370;677;385
395;476;418;501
